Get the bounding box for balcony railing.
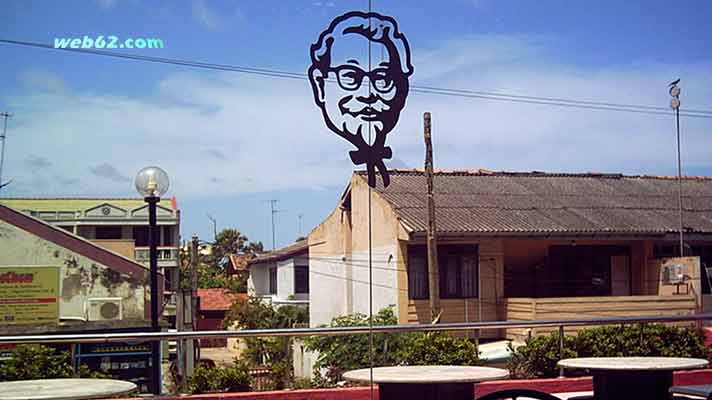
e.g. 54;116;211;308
1;312;710;345
134;247;179;262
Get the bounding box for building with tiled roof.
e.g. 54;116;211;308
308;170;712;339
196;288;246;348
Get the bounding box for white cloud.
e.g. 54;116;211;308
192;0;225;31
4;35;712;200
20;69;69;94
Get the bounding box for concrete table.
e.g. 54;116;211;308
343;365;509;400
558;357;708;400
0;378;137;400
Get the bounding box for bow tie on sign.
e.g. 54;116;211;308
349;142;392;188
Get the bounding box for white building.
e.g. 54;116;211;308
247;239;309;307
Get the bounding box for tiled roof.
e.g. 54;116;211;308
228;254;250;271
249;239;309;265
197;288;245;311
358;170;712;236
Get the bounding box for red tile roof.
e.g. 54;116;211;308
197;288;246;311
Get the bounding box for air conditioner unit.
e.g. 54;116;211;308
662;264;684;284
86;298;123;321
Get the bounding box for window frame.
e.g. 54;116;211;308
268;267;277;295
294;265;309;294
407;244;479;300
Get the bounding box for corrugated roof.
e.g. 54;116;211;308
0;198;147;212
358;170;712;236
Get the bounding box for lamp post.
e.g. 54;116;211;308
135;166;170;395
669;80;684;257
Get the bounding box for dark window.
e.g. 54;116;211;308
407;245;479;299
295;265;309;294
162;226;175;246
95;226;122;240
407;247;428;299
439;246;479;299
543;246;628;297
133;226;149;246
269;268;277;295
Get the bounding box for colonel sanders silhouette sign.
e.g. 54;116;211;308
308;11;414;188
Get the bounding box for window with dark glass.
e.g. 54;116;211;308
133;226;149;246
407;247;428;299
295;265;309;294
407;245;478;299
269;268;277;295
95;225;122;239
439;246;479;299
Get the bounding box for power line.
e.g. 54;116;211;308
2;39;712;119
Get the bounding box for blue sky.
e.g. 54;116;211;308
1;0;712;249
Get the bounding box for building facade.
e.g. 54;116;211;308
247;240;309;307
308;170;712;339
0;198;180;320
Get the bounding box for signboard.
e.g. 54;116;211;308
0;266;59;325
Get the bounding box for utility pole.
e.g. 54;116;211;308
176;235;199;390
0;112;12;192
669;79;684;256
423;112;440;320
266;200;285;250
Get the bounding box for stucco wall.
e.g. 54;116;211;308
0;219;147;329
248;262;272;297
308;175;405;327
277;259;295;300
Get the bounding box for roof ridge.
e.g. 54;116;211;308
0;197;144;200
356;169;712;180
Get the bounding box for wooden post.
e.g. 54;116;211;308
424;112;440;320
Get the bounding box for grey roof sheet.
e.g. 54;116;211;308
361;170;712;235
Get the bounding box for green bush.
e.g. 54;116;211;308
304;307;409;385
291;377;314;389
187;361;251;394
507;332;577;379
398;332;483;366
0;344;110;381
508;324;710;379
304;307;482;386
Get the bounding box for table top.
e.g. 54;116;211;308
343;365;509;384
0;378;137;400
558;357;709;371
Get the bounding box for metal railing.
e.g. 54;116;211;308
0;312;710;345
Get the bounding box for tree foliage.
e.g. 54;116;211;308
225;297;309;389
0;345;110;381
187;360;251;394
304;307;482;386
180;228;263;293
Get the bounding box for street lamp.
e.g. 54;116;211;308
669;80;684;257
135;166;169;395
